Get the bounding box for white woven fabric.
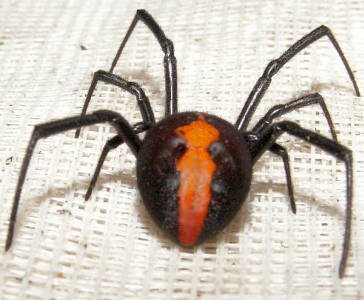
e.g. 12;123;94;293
0;1;363;299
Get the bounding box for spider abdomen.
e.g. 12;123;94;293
137;112;252;246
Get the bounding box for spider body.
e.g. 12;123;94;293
4;9;360;278
137;112;252;246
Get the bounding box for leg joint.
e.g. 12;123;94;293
128;81;148;100
163;39;175;56
266;104;285;120
317;25;330;34
263;59;280;78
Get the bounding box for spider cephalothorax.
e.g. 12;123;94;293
4;9;359;278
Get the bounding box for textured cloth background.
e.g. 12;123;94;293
0;1;363;299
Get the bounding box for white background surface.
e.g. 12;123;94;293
0;1;363;299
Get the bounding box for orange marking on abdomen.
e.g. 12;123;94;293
175;116;220;246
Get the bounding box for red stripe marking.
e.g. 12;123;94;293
175;116;220;246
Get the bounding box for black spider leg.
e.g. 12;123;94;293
269;143;296;213
253;93;337;141
257;93;338;213
111;9;177;116
84;122;150;201
84;135;123;201
5;110;141;251
248;121;352;278
235;25;361;131
74;70;155;138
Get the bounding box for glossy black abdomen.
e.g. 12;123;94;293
137;112;252;245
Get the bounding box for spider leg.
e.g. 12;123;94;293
252;93;337;141
269;143;296;214
85;122;150;201
235;25;361;131
251;93;338;212
85;135;123;201
75;70;155;138
110;9;177;116
5;110;141;251
249;121;352;278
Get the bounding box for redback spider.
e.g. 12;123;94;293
4;10;360;278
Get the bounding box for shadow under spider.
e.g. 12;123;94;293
7;166;345;252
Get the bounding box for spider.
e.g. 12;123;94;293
4;9;360;278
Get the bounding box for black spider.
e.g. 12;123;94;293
5;10;360;278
